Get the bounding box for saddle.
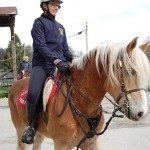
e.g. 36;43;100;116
17;70;61;111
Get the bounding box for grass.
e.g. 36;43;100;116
147;85;150;91
0;68;4;71
0;86;9;98
0;69;13;98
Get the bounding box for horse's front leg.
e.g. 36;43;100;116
32;133;45;150
16;128;33;150
54;140;70;150
81;138;101;150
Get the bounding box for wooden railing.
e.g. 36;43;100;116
0;70;14;87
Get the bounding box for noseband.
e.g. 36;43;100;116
115;60;145;118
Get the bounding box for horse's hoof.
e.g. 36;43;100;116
21;126;35;144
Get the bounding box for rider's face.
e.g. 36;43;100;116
47;2;60;16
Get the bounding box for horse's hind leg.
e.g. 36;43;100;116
32;133;45;150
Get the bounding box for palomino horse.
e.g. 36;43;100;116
8;37;150;150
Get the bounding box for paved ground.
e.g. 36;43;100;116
0;92;150;150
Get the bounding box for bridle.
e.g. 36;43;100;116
50;59;146;149
113;60;146;119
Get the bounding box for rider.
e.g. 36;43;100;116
17;56;31;79
21;0;73;144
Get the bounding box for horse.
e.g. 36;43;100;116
17;68;30;80
21;68;30;79
139;41;150;51
8;37;150;150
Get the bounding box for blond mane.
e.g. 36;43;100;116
72;42;150;86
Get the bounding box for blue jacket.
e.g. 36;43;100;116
31;14;73;70
18;61;31;74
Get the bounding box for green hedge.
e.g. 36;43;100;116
0;87;9;98
147;85;150;91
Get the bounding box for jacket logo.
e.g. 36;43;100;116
59;28;64;36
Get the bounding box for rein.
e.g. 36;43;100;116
53;76;104;149
69;100;102;150
53;76;123;150
54;77;71;117
51;59;146;149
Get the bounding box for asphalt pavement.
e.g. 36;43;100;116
0;92;150;150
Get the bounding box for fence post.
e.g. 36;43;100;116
10;16;17;82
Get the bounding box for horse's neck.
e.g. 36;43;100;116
71;61;106;115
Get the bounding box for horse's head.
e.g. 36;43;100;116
72;37;150;121
104;37;150;121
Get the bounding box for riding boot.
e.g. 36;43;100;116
21;102;38;144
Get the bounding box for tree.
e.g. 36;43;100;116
0;48;5;68
68;45;84;57
69;45;76;57
3;34;24;70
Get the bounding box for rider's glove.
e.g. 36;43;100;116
53;59;71;76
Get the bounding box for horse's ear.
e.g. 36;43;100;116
139;41;150;52
139;44;145;51
127;37;138;56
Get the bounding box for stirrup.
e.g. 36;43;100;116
21;126;35;144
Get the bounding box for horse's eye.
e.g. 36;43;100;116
131;69;136;76
126;70;136;76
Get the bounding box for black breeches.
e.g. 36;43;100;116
26;66;51;125
27;66;47;104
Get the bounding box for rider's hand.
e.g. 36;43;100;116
53;59;71;76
